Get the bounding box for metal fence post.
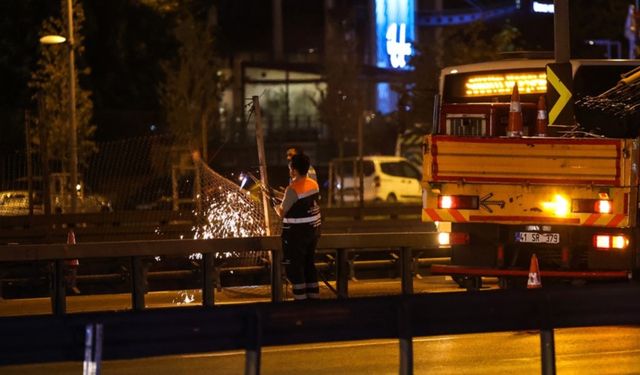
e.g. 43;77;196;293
83;323;103;375
202;252;215;307
245;311;262;375
540;328;556;375
52;259;66;315
400;247;413;295
336;248;349;299
271;249;283;302
398;298;413;375
131;256;145;311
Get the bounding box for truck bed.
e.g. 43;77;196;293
422;135;638;228
426;136;629;186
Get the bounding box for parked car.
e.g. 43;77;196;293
330;156;422;204
0;190;43;216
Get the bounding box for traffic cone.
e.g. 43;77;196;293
527;253;542;289
66;230;80;294
536;95;548;137
507;83;523;137
66;230;79;267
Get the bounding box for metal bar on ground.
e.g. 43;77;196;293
430;264;630;279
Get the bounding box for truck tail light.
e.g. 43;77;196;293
572;199;613;214
438;195;479;209
438;232;469;246
595;200;612;213
593;234;628;250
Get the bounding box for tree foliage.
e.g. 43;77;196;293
441;21;522;66
310;8;363;156
29;0;96;171
397;21;522;132
158;6;228;153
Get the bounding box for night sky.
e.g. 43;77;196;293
0;0;634;152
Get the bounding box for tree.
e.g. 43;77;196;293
311;6;364;158
29;0;96;172
396;21;522;133
158;5;228;161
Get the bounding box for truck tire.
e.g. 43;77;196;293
453;275;482;291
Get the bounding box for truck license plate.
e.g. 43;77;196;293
515;232;560;244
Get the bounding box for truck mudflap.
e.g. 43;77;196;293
431;264;631;280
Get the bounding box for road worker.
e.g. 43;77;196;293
286;146;317;182
276;153;322;300
274;146;318;203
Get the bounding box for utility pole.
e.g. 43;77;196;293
554;0;570;63
357;112;364;208
272;0;283;61
252;96;271;236
66;0;79;213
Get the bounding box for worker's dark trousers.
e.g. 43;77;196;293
282;224;320;300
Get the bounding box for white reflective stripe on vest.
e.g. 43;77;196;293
283;213;321;224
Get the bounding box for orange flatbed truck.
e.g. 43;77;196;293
421;58;640;289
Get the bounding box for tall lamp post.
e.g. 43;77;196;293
40;0;78;213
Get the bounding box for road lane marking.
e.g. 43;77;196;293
180;336;463;359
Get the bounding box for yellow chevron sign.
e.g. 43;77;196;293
546;67;571;123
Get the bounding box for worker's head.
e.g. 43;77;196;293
289;153;310;178
286;146;303;161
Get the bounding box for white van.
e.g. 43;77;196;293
330;156;422;204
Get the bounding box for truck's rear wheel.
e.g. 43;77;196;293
453;275;482;291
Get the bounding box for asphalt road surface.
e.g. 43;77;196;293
2;277;639;374
0;275;468;316
2;326;639;374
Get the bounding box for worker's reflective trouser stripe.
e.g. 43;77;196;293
292;282;319;300
292;283;307;300
283;213;321;224
306;282;320;299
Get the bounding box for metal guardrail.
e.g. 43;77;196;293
0;232;444;315
0;205;428;243
1;283;640;375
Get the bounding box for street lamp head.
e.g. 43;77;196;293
39;35;66;45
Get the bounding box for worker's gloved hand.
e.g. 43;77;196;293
273;187;285;201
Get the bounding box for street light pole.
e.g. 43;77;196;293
66;0;78;213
